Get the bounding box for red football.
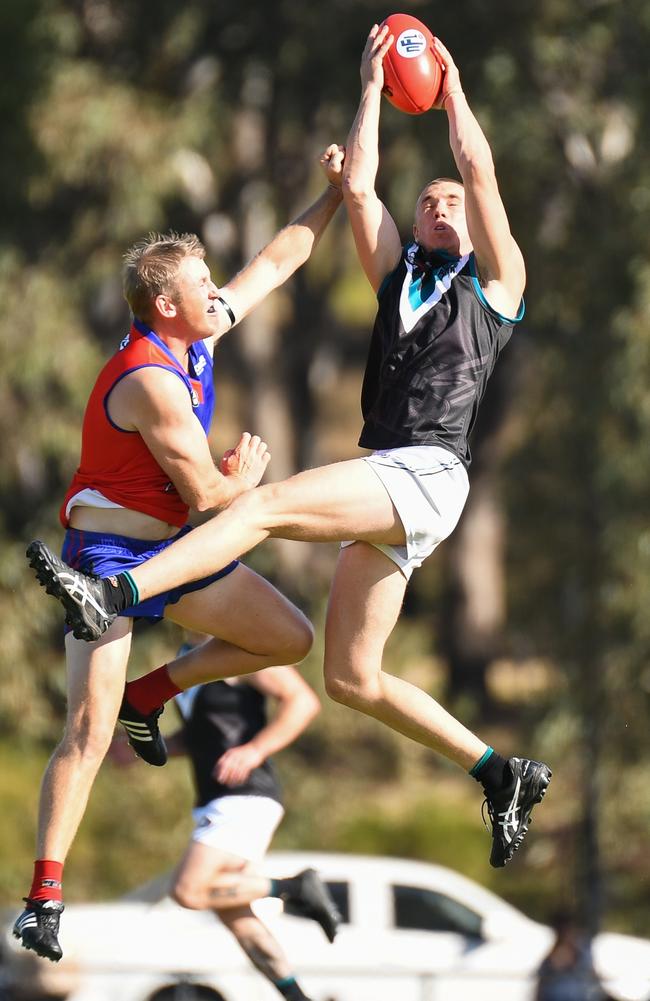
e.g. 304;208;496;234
380;13;444;114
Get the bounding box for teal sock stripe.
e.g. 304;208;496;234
469;746;494;777
275;976;297;988
123;571;139;605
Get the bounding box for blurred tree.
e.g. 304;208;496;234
1;0;649;936
501;0;650;934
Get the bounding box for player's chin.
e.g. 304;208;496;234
429;230;459;252
203;317;220;336
420;238;446;254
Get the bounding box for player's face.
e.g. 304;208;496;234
172;255;220;339
413;181;469;255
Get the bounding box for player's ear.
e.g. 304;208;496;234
154;293;177;319
413;222;419;241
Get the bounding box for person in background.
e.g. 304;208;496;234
114;631;339;1001
535;912;607;1001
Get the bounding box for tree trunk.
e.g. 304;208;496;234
231;93;310;584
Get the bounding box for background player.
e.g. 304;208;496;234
113;632;338;1001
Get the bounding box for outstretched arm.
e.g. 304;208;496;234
216;181;344;341
433;38;525;317
213;667;320;787
342;24;403;293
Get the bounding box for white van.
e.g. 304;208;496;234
4;852;650;1001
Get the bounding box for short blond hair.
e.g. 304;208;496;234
416;177;464;205
122;231;205;323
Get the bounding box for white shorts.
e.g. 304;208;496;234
342;445;470;579
191;795;285;863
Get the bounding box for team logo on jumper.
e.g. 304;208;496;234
190;388;199;407
400;244;470;333
397;29;426;58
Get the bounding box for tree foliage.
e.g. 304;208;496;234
1;0;649;933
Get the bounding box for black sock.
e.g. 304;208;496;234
99;571;139;613
273;976;311;1001
469;747;510;794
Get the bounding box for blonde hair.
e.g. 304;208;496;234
122;231;205;323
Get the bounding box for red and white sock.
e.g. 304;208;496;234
29;859;63;902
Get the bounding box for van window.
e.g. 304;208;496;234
391;884;482;937
325;881;350;924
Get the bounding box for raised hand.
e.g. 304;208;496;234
361;22;394;90
320;143;346;188
432;37;464;108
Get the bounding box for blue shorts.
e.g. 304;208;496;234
61;525;239;624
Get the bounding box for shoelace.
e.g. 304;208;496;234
481;798;493;833
481;795;522;834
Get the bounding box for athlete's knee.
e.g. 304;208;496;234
228;483;277;532
258;596;314;665
238;479;300;536
324;673;357;707
60;712;115;763
282;609;314;663
324;665;381;710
